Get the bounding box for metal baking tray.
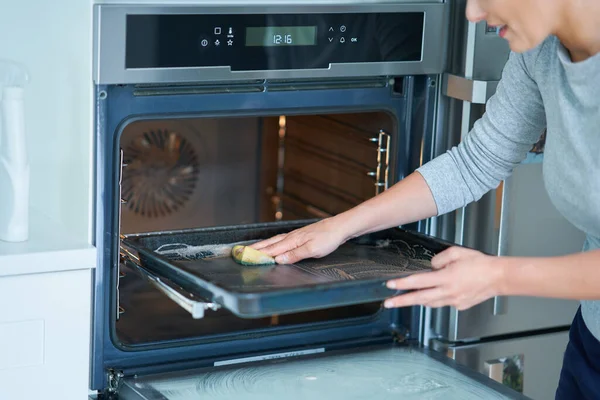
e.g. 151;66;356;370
121;221;455;318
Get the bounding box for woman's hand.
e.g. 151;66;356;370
384;246;505;310
251;218;348;264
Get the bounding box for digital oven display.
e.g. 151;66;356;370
245;26;318;47
124;12;425;70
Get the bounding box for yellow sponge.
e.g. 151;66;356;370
231;245;276;266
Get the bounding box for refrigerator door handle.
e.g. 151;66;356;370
493;174;511;316
443;73;499;104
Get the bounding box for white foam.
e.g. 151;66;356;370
155;240;256;260
132;347;512;400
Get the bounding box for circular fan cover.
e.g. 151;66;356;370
122;129;199;218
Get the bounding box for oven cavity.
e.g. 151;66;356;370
116;111;397;346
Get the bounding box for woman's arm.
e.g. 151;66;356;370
332;172;437;239
500;250;600;300
417;46;548;215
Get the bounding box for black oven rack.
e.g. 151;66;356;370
121;220;455;319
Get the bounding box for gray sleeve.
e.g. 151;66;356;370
417;49;547;216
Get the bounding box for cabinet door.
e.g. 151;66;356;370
0;269;92;400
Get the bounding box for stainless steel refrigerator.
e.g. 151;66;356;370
425;2;585;399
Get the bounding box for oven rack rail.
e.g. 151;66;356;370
120;244;221;319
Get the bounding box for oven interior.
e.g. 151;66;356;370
116;110;402;347
119;111;395;233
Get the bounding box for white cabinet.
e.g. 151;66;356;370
0;268;93;400
0;1;96;397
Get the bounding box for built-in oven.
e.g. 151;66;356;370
92;2;529;399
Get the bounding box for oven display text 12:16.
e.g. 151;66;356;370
245;26;317;47
273;34;293;45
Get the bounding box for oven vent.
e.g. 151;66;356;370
121;129;200;218
131;77;390;96
265;76;389;92
133;81;265;96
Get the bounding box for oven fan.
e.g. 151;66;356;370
121;129;200;218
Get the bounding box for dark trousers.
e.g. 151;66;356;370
555;307;600;399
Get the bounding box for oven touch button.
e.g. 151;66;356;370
198;36;211;50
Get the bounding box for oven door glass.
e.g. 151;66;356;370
117;345;528;400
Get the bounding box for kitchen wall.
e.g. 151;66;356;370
0;0;93;243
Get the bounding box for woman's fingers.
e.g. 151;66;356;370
251;234;287;251
250;219;346;264
384;288;448;308
386;268;449;291
259;234;306;260
275;243;316;264
431;246;474;269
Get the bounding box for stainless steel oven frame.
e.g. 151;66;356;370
93;3;448;85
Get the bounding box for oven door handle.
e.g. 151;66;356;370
443;73;499;104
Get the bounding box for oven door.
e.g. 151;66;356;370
116;344;530;400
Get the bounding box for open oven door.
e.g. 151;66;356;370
117;344;531;400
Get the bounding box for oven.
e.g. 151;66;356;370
91;2;529;399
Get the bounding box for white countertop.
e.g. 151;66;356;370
0;209;96;277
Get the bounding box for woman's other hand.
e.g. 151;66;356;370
384;246;505;311
251;218;348;264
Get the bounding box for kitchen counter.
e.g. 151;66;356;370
0;208;96;276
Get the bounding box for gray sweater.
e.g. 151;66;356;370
417;36;600;341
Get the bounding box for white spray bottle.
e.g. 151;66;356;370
0;60;30;242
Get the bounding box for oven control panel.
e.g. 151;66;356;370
125;13;425;71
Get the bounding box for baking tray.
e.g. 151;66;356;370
121;220;455;318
